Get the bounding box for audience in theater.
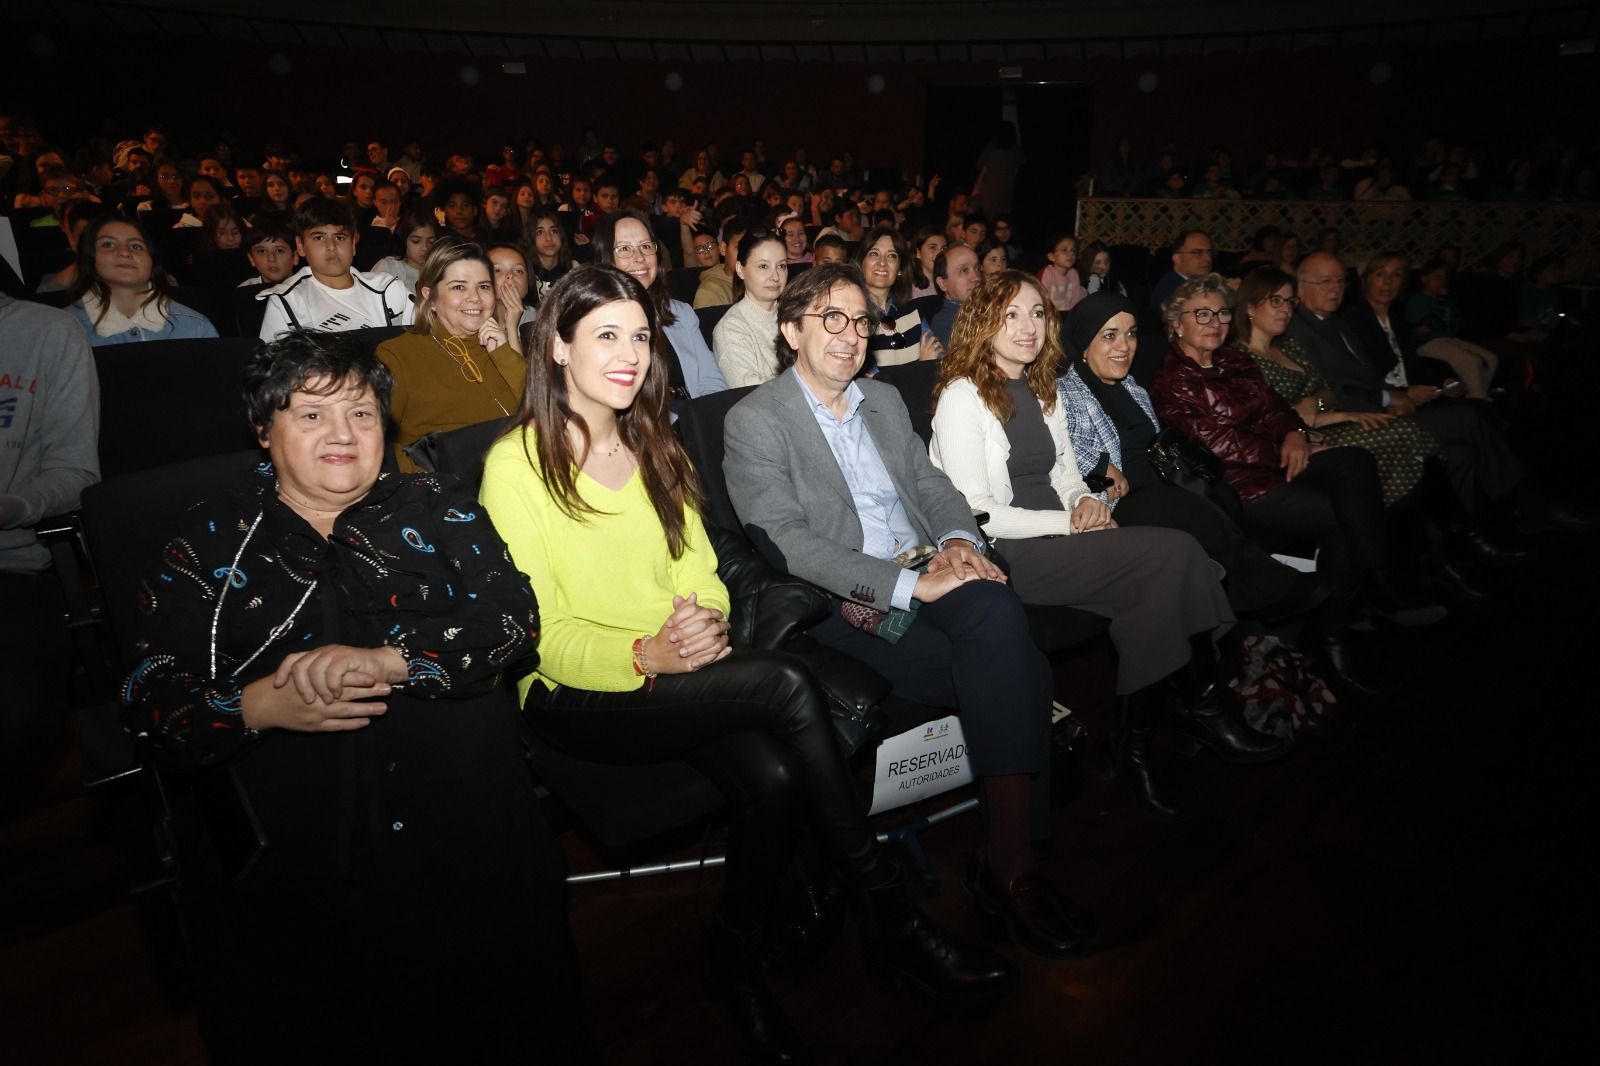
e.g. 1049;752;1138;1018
5;111;1595;1065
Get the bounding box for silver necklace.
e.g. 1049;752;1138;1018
210;509;319;680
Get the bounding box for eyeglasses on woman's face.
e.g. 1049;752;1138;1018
612;241;658;261
1182;307;1234;324
1263;294;1299;309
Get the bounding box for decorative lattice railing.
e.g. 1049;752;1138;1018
1076;198;1600;283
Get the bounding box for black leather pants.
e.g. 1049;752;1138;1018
526;649;886;929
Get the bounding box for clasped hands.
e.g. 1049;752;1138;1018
645;592;733;675
241;644;408;733
914;539;1007;602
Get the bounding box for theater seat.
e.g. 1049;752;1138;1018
696;303;730;349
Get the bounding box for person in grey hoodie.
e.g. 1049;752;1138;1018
0;293;100;810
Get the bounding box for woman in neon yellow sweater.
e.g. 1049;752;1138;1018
479;266;1013;1063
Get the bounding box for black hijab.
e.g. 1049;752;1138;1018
1064;291;1139;362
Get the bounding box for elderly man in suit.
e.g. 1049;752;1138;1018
1285;251;1529;558
723;263;1093;961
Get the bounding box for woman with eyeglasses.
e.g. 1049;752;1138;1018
930;272;1274;820
376;240;522;471
1236;266;1439;507
1058;291;1328;623
592;210;727;408
1151;273;1429;695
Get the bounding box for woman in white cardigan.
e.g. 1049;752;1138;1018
929;271;1282;818
712;232;788;387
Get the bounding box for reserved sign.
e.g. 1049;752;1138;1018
868;714;974;815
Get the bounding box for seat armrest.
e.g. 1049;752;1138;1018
710;522;833;649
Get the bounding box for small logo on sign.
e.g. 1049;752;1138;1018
920;721;951;743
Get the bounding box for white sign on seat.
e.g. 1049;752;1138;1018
868;714;974;815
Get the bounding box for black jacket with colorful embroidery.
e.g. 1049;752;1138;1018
123;466;538;769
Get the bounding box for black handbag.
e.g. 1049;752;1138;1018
1145;427;1243;520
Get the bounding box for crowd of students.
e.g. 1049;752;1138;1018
1;121;1593;1063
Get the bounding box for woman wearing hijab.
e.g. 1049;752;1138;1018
1057;291;1329;624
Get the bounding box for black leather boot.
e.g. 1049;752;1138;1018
1169;637;1290;764
707;915;808;1066
859;871;1016;1007
764;848;846;969
1312;635;1378;698
1104;684;1180;820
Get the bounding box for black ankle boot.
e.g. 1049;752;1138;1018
860;872;1016;1007
1169;638;1290;765
1313;635;1378;698
707;916;808;1065
1105;684;1180;819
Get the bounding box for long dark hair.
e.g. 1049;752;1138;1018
590;210;677;327
523;207;573;274
513;265;703;557
70;214;174;327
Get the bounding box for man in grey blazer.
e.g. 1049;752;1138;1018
723;263;1095;962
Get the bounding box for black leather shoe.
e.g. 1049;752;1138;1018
1170;661;1290;765
1170;698;1290;764
862;880;1017;1007
965;860;1098;960
1314;637;1378;698
1422;557;1497;606
1453;526;1532;566
708;918;808;1065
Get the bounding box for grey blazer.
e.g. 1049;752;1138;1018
723;370;975;610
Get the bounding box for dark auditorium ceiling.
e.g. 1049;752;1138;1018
16;1;1598;50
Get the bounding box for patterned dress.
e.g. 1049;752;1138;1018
1250;338;1440;507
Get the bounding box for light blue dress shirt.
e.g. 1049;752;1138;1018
792;371;976;610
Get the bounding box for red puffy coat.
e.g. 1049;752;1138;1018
1148;343;1307;504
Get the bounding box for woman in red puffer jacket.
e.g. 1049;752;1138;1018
1150;273;1440;695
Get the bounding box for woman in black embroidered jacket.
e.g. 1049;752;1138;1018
123;330;594;1063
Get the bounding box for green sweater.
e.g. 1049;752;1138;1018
479;428;730;699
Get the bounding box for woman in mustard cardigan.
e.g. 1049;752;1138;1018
376;239;523;471
479;265;1012;1065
